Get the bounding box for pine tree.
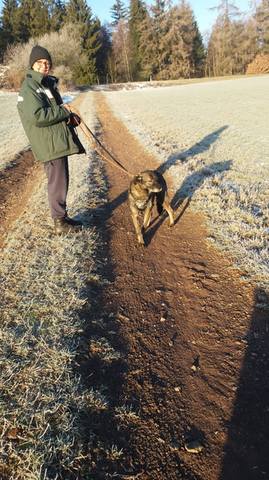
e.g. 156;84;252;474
95;23;112;83
139;0;204;80
110;0;128;26
0;26;5;61
64;0;102;83
46;0;66;31
206;0;243;76
229;17;257;74
111;18;132;81
255;0;269;53
128;0;148;80
14;0;50;42
139;0;170;79
65;0;91;26
192;19;206;77
29;0;50;38
165;1;205;79
0;0;19;47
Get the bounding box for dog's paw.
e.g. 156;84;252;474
138;235;145;246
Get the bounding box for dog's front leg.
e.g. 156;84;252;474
163;200;175;227
131;211;145;245
143;204;152;230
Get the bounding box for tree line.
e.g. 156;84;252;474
0;0;269;84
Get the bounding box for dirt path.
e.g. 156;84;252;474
0;150;41;248
1;90;268;479
93;92;269;480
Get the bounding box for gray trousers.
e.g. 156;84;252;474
43;156;69;219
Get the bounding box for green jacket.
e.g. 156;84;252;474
17;69;85;163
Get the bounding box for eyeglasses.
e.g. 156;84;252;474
36;60;51;67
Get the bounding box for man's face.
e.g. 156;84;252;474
32;59;51;76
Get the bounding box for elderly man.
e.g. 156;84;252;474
17;45;85;234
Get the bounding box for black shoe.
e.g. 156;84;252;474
64;216;83;227
54;217;83;234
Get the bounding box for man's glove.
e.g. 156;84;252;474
67;112;81;127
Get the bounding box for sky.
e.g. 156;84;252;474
0;0;253;38
86;0;252;37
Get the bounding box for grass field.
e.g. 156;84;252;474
0;92;28;169
104;75;269;291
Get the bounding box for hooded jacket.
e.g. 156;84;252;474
17;69;85;163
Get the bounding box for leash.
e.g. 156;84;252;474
68;105;134;178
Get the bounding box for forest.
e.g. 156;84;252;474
0;0;269;85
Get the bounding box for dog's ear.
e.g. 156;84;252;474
134;174;143;183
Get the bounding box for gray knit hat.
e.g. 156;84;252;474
29;45;52;68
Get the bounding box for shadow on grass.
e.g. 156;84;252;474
90;125;231;247
144;159;232;247
88;125;230;219
157;125;229;176
73;153;230;479
171;159;233;210
69;162;133;479
219;288;269;480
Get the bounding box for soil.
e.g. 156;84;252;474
92;92;269;480
1;91;268;480
0;149;41;248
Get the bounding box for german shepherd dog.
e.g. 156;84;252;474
128;170;174;245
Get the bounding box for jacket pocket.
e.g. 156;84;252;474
49;123;70;155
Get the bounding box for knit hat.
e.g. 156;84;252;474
29;45;52;68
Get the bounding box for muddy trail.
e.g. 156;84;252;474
92;92;269;480
0;150;41;247
0;91;268;480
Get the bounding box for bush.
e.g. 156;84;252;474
53;65;74;90
4;24;85;89
246;53;269;74
5;39;35;89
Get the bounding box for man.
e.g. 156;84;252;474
17;45;85;234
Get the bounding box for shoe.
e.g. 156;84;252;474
64;216;83;227
54;217;83;234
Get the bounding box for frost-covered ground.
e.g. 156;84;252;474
0;93;125;478
0;91;28;168
104;76;269;289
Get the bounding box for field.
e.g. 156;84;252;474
104;76;269;290
0;91;28;168
0;76;268;479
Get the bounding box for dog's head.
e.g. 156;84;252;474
133;170;162;193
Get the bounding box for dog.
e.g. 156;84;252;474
128;170;174;245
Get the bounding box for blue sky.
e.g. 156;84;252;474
88;0;252;36
0;0;253;37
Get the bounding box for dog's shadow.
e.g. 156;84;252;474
144;159;232;246
143;126;232;246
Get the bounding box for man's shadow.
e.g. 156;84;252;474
219;288;269;480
